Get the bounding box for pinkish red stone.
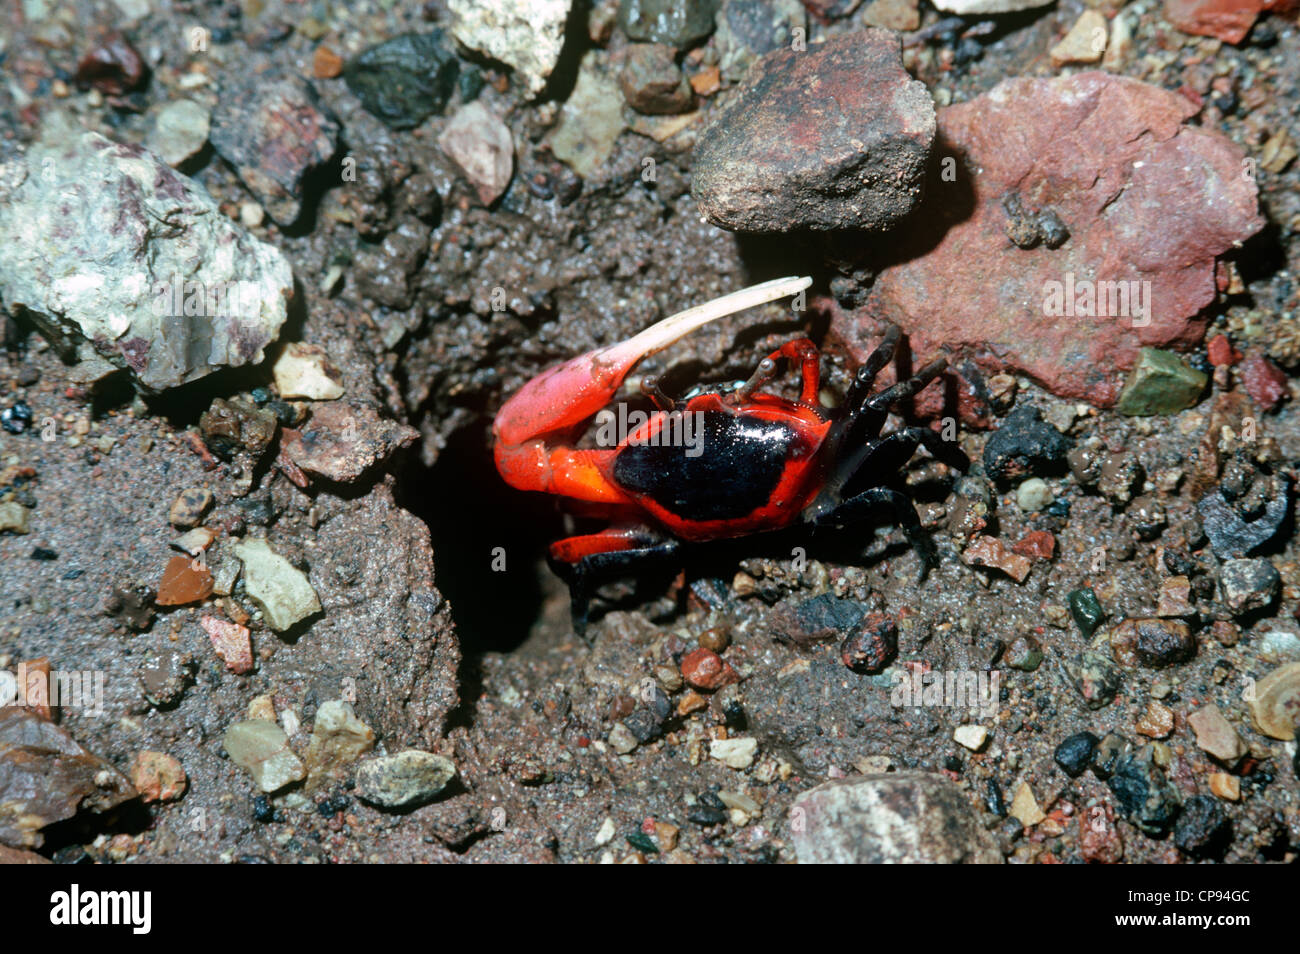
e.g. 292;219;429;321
1207;333;1241;367
835;73;1264;408
1163;0;1264;44
1012;530;1056;560
200;615;254;674
1240;352;1288;411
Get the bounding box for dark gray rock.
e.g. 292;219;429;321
1174;794;1230;859
692;30;934;233
1053;731;1098;777
1107;746;1181;837
791;772;1002;863
344;32;460;130
1198;483;1289;559
983;406;1072;484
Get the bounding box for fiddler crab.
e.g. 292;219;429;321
493;276;968;636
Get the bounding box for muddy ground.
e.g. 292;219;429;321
1;0;1298;863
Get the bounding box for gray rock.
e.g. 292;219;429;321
714;0;805;83
210;73;339;225
932;0;1052;11
619;0;719;47
548;51;626;179
0;114;292;392
1219;558;1279;615
231;537;322;631
693;30;934;233
790;772;1002;863
357;750;456;809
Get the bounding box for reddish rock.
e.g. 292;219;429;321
1239;352;1288;412
75;31;146;96
281;403;419;483
1163;0;1264;44
840;73;1264;407
200;615;254;674
156;555;214;606
1206;333;1241;367
962;535;1032;582
1078;806;1124;863
1012;530;1056;560
129;751;187;804
680;648;738;691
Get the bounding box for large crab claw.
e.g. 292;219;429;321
492;275;813;448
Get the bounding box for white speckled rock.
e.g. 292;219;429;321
449;0;571;96
0;113;291;392
791;772;1003;863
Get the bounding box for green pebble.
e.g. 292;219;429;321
1068;587;1105;637
1117;347;1207;417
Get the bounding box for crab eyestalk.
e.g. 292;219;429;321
493;275;813;448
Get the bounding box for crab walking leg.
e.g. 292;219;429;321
493;275;813;449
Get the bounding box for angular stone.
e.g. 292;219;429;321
129;750;187;803
280;403;418;483
200;615;254;674
714;0;806;83
1051;10;1108;67
1240;352;1288;411
851;73;1264;406
709;737;757;769
438;102;515;205
619;43;693;115
210;73;339;225
1117;348;1208;416
344;31;459;128
693;30;933;233
357;750;456;808
1219;558;1279;614
549;52;625;179
450;0;570;96
962;535;1032;582
273;343;345;400
0;708;136;849
304;700;375;790
224;719;305;793
791;772;1002;863
155;555;214;606
1164;0;1265;44
0;115;292;392
168;487;212;528
148;99;210;167
1187;704;1245;763
231;538;321;631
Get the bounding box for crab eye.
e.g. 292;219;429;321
759;358;776;374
